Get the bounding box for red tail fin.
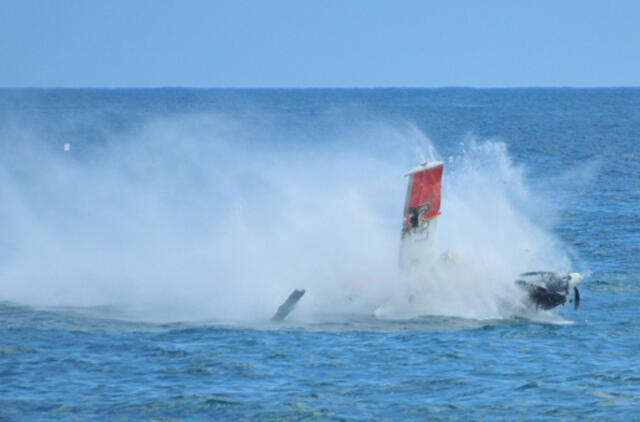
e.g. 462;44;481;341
403;162;443;233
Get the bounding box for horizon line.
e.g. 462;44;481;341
2;85;640;90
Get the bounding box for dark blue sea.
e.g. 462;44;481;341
1;88;639;420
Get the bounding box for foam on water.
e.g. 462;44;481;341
0;114;579;323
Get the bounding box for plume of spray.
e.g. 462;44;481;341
0;114;421;322
375;136;576;321
0;114;578;323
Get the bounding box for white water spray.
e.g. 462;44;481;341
0;115;577;322
376;138;575;320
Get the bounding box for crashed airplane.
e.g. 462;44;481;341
273;161;582;320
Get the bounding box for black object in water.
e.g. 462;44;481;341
516;272;581;311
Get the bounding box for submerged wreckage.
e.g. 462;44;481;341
273;161;582;320
397;161;582;312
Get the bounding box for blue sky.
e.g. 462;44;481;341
1;0;639;88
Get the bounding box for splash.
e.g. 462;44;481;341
0;114;578;322
0;115;414;321
375;137;576;321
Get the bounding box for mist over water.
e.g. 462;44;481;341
372;138;577;321
0;111;578;322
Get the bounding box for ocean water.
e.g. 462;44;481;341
0;88;639;420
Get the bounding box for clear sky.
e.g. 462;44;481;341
1;0;639;88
